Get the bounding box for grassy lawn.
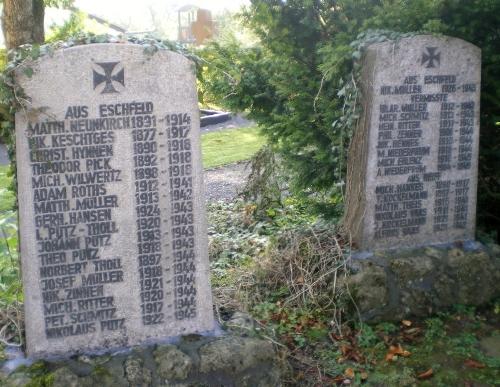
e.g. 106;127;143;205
201;126;265;169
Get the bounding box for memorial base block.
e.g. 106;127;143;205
345;243;500;322
0;330;282;387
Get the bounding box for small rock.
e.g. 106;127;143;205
447;247;466;262
154;345;192;381
198;336;275;375
4;373;32;387
226;311;256;331
77;355;92;364
347;261;388;316
424;246;442;259
51;367;80;387
125;356;152;386
390;256;434;280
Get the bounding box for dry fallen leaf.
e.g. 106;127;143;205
417;368;433;379
464;359;486;369
344;368;355;379
340;344;351;356
329;332;343;342
385;344;411;361
360;371;369;380
402;320;412;327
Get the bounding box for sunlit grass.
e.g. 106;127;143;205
201;126;265;169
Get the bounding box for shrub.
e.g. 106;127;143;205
198;0;500;237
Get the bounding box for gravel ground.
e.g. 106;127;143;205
204;161;251;202
202;113;254;201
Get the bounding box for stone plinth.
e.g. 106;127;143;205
0;332;282;387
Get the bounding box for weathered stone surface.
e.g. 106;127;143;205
348;244;500;321
52;367;82;387
198;336;276;375
423;246;443;259
153;345;192;381
225;311;256;332
125;355;152;386
14;43;214;357
3;373;33;387
345;35;481;250
447;250;497;305
391;256;434;281
2;333;282;387
348;260;389;318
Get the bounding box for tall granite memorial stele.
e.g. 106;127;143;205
15;43;215;357
345;35;481;250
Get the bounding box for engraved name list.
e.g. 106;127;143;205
15;44;214;357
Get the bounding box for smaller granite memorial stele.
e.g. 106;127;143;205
344;35;481;250
15;43;215;357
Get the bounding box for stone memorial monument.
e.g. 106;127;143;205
15;43;215;357
345;35;481;250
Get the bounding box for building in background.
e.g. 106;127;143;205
178;5;215;45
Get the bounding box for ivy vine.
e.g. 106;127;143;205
331;29;420;188
0;33;199;202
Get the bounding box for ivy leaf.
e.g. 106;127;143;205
23;67;34;78
30;45;40;60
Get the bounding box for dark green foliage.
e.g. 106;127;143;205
198;0;500;236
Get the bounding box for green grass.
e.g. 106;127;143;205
0;165;15;212
201;126;265;169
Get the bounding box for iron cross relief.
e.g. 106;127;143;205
93;62;125;94
421;47;441;68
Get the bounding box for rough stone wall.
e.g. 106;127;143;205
0;331;282;387
347;243;500;322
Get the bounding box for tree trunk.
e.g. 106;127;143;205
2;0;45;49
